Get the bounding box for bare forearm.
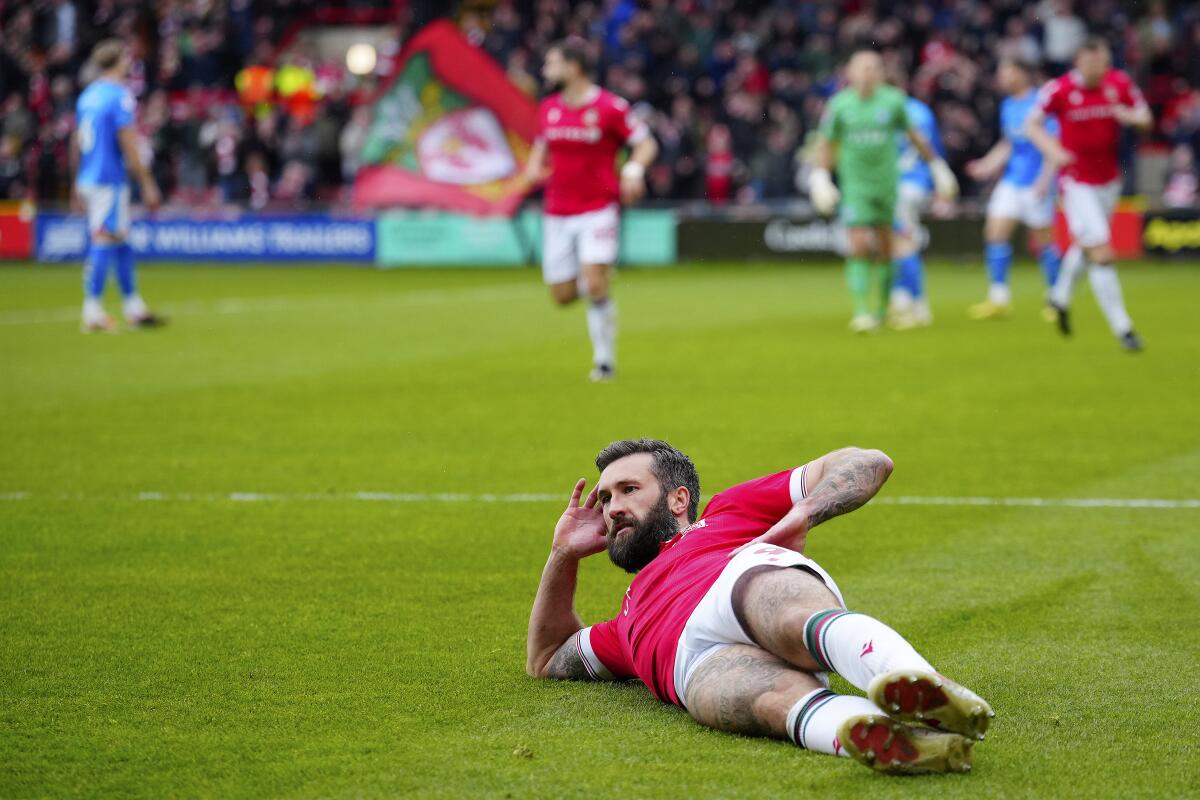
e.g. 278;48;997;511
1026;123;1062;162
629;136;657;167
811;138;833;172
522;141;546;182
117;129;151;184
796;447;893;529
526;550;584;676
978;140;1012;175
909;131;937;164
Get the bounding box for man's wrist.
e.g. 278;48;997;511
548;546;582;566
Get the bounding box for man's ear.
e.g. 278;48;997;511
668;486;690;518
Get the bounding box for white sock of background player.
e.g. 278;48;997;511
1088;264;1134;336
586;297;617;368
1050;244;1086;308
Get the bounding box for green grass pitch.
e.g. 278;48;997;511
1;258;1198;799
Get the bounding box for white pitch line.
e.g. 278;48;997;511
1;491;1198;509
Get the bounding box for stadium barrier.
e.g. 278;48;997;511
679;207;1150;262
34;213;377;263
13;205;1188;265
1142;209;1200;258
0;202;34;259
24;209;675;267
375;209;676;267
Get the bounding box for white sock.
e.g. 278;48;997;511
1087;264;1133;336
804;610;935;692
586;298;617;368
987;282;1011;305
890;287;914;313
1050;245;1085;307
82;298;106;322
122;294;149;320
786;688;885;756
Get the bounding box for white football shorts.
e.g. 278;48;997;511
673;544;846;706
1061;177;1122;248
987;179;1056;229
541;203;620;285
77;183;131;238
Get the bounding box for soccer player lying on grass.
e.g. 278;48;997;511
526;440;994;775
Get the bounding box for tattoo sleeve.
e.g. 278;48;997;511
542;632;595;681
683;645;817;739
804;449;892;529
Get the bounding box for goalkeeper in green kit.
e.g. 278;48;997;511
809;51;959;333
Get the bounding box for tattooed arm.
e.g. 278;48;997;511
527;479;609;679
797;447;894;529
739;447;894;554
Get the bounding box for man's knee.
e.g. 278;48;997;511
732;566;840;670
1086;243;1115;264
549;282;578;305
580;265;609;300
684;644;822;738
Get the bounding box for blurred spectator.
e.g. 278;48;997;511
1041;0;1087;75
0;0;1197;210
1163;145;1197;209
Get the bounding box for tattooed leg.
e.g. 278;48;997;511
683;644;824;738
733;565;843;671
683;644;892;760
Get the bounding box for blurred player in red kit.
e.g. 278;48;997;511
1027;38;1152;352
521;40;658;381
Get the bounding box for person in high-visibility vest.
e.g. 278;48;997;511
275;60;319;125
235;62;274;118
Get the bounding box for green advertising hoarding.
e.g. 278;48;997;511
376;209;676;267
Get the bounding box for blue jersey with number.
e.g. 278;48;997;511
75;79;135;186
1000;90;1058;188
897;98;943;192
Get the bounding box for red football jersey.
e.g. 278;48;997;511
583;469;804;706
1035;68;1147;185
537;87;648;216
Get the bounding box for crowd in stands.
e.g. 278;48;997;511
0;0;1198;211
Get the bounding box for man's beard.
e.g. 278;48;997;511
607;492;680;573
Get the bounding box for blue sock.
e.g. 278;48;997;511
985;242;1012;286
1038;243;1061;289
83;243;117;299
115;242;137;298
894;253;924;299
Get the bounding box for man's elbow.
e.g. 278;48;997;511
848;447;893;477
525;653;551;679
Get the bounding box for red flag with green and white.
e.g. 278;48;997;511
353;20;538;216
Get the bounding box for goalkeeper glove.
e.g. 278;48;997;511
808;168;840;216
930;159;959;201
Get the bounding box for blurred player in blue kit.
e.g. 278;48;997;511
965;59;1061;320
887;86;951;330
71;39;166;333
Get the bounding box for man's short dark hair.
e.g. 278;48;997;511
595;439;701;523
1078;36;1111;56
550;38;593;75
1002;57;1037;77
90;39;125;72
